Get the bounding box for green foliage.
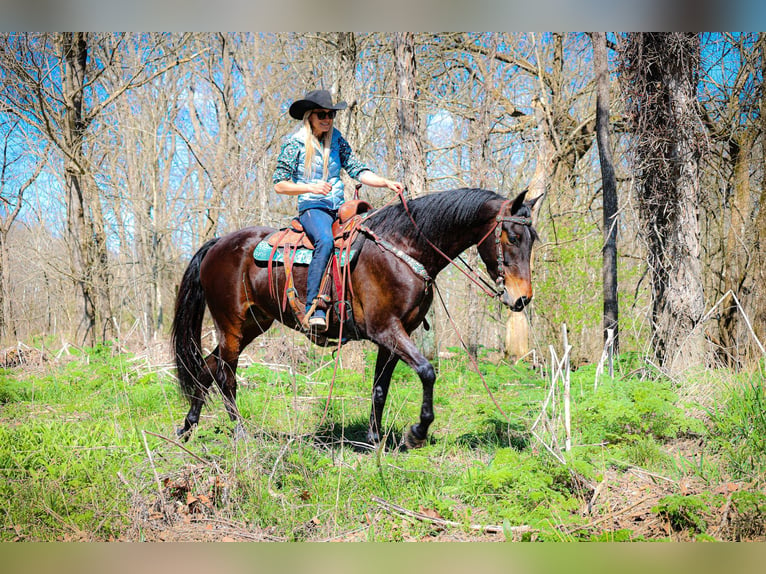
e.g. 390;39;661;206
729;491;766;539
535;227;602;339
706;375;766;478
449;447;582;535
652;493;724;534
589;529;645;542
576;377;701;445
618;435;671;468
0;342;761;542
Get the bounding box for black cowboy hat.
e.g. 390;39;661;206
289;89;347;120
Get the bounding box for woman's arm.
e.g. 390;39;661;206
274;180;331;196
358;171;404;194
272;137;331;196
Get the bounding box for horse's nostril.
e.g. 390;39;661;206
514;296;531;311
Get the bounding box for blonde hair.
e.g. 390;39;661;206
302;110;332;181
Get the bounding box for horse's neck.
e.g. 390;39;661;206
416;214;490;277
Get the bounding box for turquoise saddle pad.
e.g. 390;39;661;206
253;240;355;266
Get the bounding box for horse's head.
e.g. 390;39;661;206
478;190;541;312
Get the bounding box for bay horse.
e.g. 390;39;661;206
171;187;540;448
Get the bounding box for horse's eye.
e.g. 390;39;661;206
507;233;519;245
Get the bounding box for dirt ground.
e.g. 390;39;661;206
122;437;764;543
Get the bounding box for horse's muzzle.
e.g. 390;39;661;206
501;289;531;311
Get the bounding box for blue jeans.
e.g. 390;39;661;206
299;208;336;313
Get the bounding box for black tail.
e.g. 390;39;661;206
171;238;220;404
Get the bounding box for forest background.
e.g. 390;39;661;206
1;32;764;373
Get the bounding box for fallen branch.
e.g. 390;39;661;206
567;495;652;534
371;496;534;538
143;430;213;467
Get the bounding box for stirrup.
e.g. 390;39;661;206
308;311;327;329
302;299;327;331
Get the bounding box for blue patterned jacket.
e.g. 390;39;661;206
273;127;370;214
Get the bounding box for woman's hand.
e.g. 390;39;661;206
358;171;404;194
384;179;404;195
308;181;332;195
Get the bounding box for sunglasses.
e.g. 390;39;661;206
313;110;336;120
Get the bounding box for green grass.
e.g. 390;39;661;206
0;343;764;541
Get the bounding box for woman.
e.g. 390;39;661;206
273;89;403;329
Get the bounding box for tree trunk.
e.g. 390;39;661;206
718;131;755;364
60;32;114;345
393;32;436;359
334;33;359;148
754;34;766;343
393;33;427;197
592;32;619;351
622;33;705;371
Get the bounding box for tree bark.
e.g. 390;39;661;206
393;33;427;197
622;33;705;371
754;34;766;342
60;32;114;345
393;32;436;359
592;32;619;351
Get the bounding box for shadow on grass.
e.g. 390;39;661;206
312;417;399;453
454;417;531;452
188;415;530;455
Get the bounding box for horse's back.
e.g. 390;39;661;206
199;226;275;293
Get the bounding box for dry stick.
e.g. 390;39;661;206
673;289;766;366
594;328;615;390
531;337;569;463
714;491;735;537
587;478;607;515
530;347;558;433
372;496;534;537
723;290;766;355
267;437;295;499
627;465;676;484
141;430;165;507
562;324;572;452
531;429;566;464
143;430;213;467
566;495;652;534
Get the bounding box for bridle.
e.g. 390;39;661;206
491;202;533;292
467;198;533;297
396;190;533;300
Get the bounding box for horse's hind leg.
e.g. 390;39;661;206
215;320;273;440
178;349;220;438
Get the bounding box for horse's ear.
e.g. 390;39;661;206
509;189;529;215
526;192;544;215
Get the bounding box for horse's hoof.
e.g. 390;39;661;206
366;430;381;446
402;426;427;450
176;423;195;441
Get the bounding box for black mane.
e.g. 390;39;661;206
365;188;504;244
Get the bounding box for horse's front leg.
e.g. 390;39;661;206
403;351;436;450
374;324;436;449
367;345;400;445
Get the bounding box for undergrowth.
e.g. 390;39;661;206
0;342;764;541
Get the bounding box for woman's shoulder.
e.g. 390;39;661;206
332;127;349;144
278;128;306;156
284;126;307;144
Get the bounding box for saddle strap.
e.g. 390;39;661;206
359;225;431;286
285;270;306;323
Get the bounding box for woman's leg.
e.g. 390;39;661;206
299;208;336;323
